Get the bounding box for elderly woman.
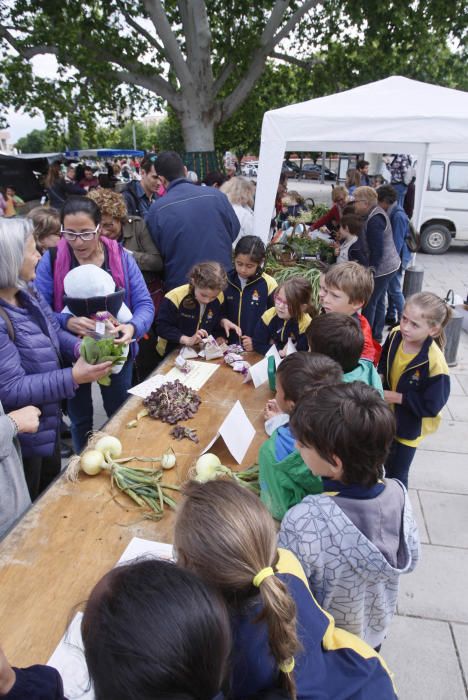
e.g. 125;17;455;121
86;188;163;381
35;197;154;452
0;218;111;499
220;176;255;244
310;185;349;232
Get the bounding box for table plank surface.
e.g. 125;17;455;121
0;352;272;666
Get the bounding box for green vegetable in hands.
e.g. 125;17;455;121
80;336;126;385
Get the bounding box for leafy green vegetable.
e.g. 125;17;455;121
79;336;126;386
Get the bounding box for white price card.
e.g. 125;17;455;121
201;400;255;463
128;360;219;397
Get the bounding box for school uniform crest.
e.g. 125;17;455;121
206;309;213;320
251;290;260;303
409;369;421;385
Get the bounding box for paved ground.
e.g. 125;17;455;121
382;245;468;700
87;224;468;698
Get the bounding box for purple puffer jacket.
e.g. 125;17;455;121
0;287;78;457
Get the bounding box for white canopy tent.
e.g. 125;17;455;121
253;76;468;243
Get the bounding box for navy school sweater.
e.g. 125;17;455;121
156;284;224;356
252;307;312;355
224;269;277;342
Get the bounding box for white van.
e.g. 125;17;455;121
420;157;468;254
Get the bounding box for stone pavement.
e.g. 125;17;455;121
382;245;468;700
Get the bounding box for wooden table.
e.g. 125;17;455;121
0;352;272;666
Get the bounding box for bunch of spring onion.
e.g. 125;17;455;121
66;433;179;520
192;453;259;495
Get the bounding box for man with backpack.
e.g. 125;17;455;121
122;153;162;217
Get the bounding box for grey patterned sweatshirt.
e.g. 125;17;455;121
278;478;420;648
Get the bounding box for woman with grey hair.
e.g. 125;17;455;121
0;218;112;500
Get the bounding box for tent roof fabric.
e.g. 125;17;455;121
254;76;468;242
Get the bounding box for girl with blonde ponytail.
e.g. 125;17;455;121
378;291;451;488
174;479;397;700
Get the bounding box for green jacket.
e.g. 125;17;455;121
344;359;384;396
259;430;322;521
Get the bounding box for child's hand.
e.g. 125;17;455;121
383;390;403;405
182;329;208;346
264;399;280;420
278;348;287;358
220;318;242;338
241;335;253;352
0;646;16;695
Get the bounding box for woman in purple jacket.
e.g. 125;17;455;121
35;197;154;452
0;219;112;499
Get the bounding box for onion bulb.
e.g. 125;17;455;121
161;450;177;470
194;453;222;482
80;449;105;476
94;435;123;460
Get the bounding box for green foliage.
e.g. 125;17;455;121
1;0;467;155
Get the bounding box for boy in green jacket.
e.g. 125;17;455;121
260;352;342;520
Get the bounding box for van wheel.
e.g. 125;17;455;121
420;225;451;254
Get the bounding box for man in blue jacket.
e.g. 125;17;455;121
146;151;240;291
377;185;412;326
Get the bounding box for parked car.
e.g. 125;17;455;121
281;160;301;177
419;156;468;254
300;164;337;181
241;162;258;177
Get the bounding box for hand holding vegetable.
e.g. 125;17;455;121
113;323;135;345
78;336;126;386
66;316;97;336
8;406;41;433
72;356;113;385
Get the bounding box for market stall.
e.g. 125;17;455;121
253;76;468;242
0;351;271;667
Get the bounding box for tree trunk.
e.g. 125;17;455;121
179;110;216;152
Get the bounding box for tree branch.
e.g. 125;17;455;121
271;50;322;68
213;60;236;96
272;0;320;46
177;0;213;100
0;27;58;60
142;0;193;89
115;0;167;57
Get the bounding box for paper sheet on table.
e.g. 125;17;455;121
202;400;255;463
48;538;174;700
285;338;297;356
128;360;219;397
246;344;282;388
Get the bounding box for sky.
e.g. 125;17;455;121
3;54;53;144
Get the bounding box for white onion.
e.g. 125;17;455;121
94;435;123;459
80;449;105;476
161;451;177;470
195;453;222;482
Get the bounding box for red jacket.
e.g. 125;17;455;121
358;313;381;366
311;204;340;231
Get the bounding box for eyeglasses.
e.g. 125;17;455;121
60;225;99;241
274;295;289;309
353;198;367;203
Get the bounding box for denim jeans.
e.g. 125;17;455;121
392;183;407;207
68;359;133;453
362;271;397;342
384;267;405;321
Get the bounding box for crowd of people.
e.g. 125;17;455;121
0;149;451;700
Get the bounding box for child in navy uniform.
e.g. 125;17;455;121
156;262;239;356
253;276;313;356
223;236;277;351
379;292;451;488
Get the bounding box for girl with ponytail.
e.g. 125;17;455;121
378;291;451;488
174;479;397;700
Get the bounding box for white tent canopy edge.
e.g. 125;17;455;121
253;76;468;244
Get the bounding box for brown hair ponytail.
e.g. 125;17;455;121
174;480;301;699
406;292;453;349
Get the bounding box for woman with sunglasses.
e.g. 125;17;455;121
35;197;154;452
